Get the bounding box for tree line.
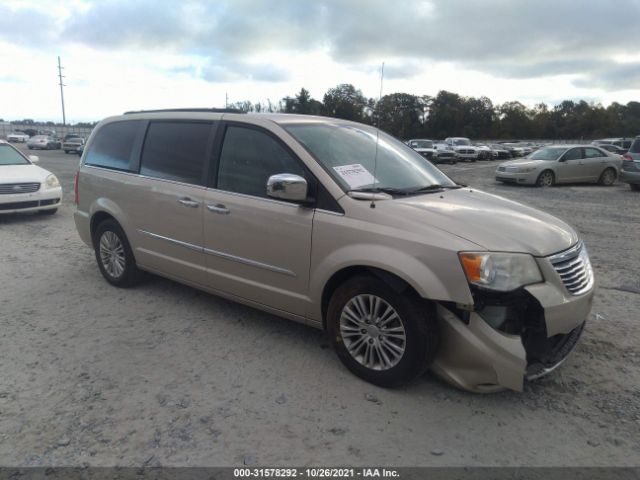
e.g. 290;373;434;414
231;85;640;140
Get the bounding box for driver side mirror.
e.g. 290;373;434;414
29;155;39;163
267;174;308;202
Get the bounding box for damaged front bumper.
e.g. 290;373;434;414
431;245;595;393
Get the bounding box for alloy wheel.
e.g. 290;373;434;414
99;231;126;279
339;294;407;371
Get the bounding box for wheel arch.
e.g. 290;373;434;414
320;265;433;330
89;199;130;247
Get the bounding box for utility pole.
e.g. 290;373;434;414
57;56;66;126
225;92;228;108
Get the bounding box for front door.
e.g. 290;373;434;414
203;124;314;316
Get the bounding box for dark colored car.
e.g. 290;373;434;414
599;144;627;155
620;136;640;191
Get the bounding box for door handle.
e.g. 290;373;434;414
178;197;200;208
207;203;230;215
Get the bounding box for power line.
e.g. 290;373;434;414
57;56;66;125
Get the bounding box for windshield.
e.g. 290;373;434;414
285;123;456;192
629;138;640;154
409;140;433;149
529;147;568;161
452;138;471;146
0;144;30;165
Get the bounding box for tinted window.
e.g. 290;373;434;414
85;120;143;171
140;122;212;185
563;148;583;161
584;147;604;158
217;126;306;198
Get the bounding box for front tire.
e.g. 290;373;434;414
598;168;616;186
326;275;439;388
536;170;555;187
93;219;142;288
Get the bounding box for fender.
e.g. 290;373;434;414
309;243;474;322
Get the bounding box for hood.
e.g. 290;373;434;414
392;188;577;256
0;164;52;183
499;159;540;168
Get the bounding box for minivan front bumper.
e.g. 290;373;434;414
430;248;594;393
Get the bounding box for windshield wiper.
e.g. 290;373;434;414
349;184;464;197
348;186;410;195
405;184;464;194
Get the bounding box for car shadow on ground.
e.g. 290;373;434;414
0;212;58;225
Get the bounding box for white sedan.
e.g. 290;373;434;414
0;140;62;215
7;131;30;143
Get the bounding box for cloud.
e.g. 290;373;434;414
4;0;640;92
201;60;290;83
573;62;640;90
0;7;59;46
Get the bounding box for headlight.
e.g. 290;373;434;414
518;166;536;173
459;252;543;292
45;174;60;188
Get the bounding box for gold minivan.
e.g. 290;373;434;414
74;109;595;392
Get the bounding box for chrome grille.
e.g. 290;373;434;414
0;183;40;195
548;242;594;295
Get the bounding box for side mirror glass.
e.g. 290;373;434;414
267;174;308;202
29;155;39;163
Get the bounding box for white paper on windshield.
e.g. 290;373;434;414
333;164;377;189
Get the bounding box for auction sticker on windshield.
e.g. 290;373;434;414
333;164;377;189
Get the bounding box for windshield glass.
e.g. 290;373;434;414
452;138;471;146
529;147;568;161
285;123;455;191
0;144;30;165
629;138;640;154
409;140;433;149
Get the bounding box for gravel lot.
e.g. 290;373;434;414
1;145;639;467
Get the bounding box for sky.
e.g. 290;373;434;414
1;0;640;123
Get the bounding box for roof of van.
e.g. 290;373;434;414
116;110;362;127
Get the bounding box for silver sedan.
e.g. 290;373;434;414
495;145;621;187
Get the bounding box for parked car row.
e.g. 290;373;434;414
407;138;549;162
25;133;85;152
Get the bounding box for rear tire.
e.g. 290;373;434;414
598;168;616;186
93;219;142;288
536;170;555;187
326;275;439;388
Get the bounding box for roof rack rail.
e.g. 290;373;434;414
123;108;245;115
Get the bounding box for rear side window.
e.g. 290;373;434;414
217;125;306;198
630;138;640;154
584;147;604;158
85;120;143;171
140;122;212;185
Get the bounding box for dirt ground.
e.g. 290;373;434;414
1;146;639;467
